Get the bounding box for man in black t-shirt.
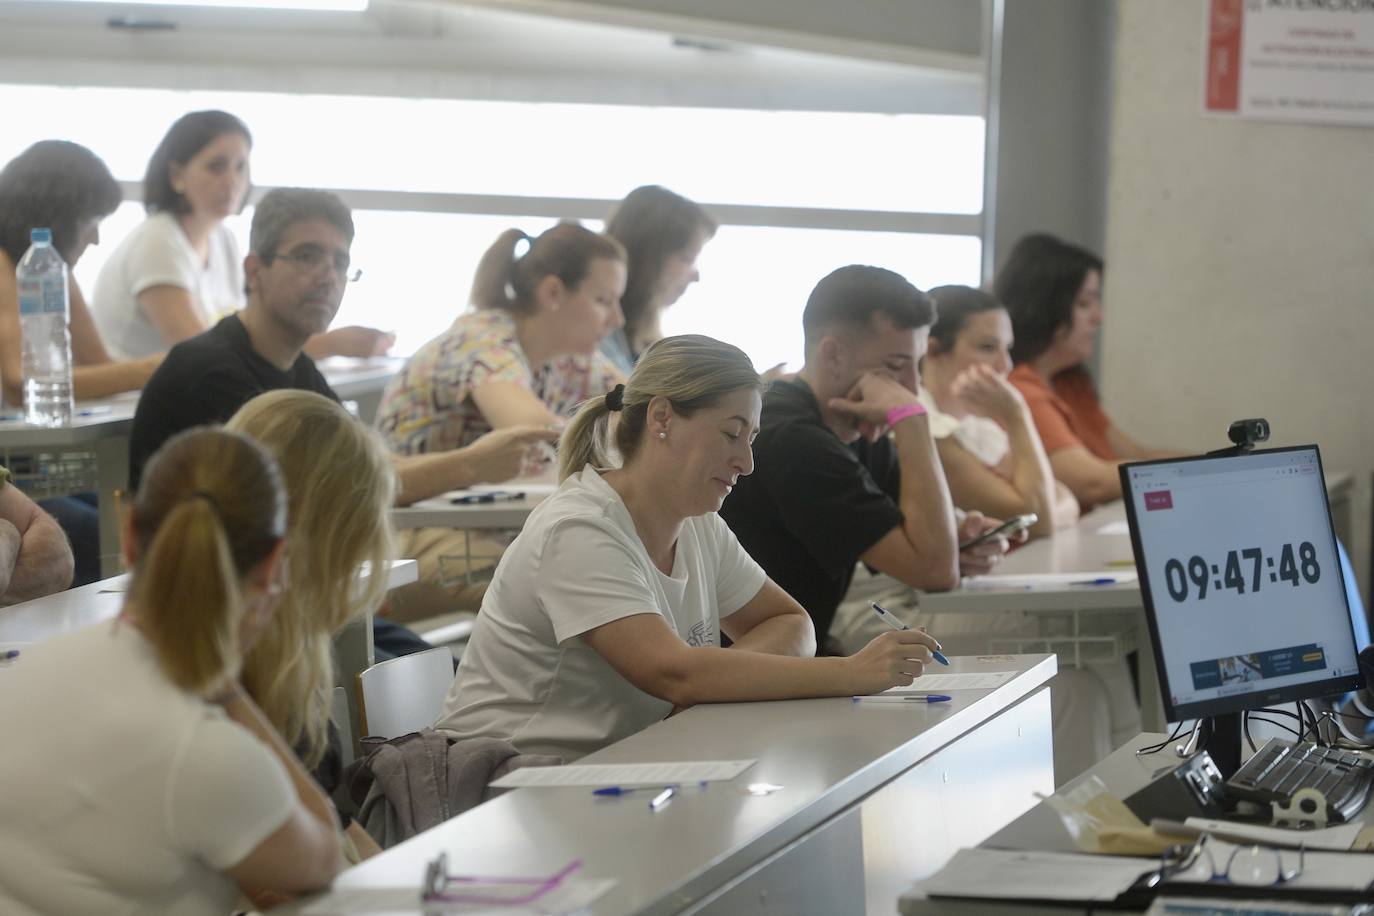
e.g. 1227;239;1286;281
129;189;555;657
130;187;555;492
721;266;1008;649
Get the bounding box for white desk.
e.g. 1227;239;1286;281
0;360;402;579
0;396;136;578
316;357;404;424
390;483;553;531
275;654;1057;916
0;558;417;646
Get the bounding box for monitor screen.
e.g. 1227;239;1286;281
1122;446;1361;722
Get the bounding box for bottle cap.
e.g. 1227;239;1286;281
29;228;52;244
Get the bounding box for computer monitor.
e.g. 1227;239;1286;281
1121;445;1361;725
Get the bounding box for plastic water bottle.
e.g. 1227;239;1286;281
17;228;73;427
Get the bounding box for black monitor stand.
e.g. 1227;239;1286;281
1194;713;1243;779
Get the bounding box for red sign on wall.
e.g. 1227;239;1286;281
1205;0;1244;112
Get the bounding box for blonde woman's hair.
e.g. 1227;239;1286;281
128;427;286;696
559;334;761;480
226;390;397;768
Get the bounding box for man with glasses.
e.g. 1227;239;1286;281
129;188;555;656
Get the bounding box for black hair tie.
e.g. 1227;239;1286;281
606;384;625;412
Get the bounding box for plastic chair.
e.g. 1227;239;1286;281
356;646;455;739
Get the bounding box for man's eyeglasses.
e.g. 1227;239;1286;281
268;244;362;282
1149;833;1305;889
421;851;582;906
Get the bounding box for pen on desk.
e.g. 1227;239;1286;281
1069;578;1118;586
0;649;18;661
593;784;678;797
450;490;526;505
853;694;952;704
75;405;112;417
649;787;675;811
870;602;949;666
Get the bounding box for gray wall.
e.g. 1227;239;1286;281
1101;0;1374;597
985;0;1115;279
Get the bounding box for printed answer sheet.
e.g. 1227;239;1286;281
879;671;1017;693
489;759;755;789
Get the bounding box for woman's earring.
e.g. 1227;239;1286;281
658;431;667;440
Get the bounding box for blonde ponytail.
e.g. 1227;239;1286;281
557;393;615;481
126;428;286;697
560;335;761;481
129;497;243;694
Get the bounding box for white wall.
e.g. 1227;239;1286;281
1102;0;1374;597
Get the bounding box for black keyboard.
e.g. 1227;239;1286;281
1226;737;1374;823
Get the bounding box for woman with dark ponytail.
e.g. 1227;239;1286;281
436;335;942;761
0;428;343;914
374;222;625;621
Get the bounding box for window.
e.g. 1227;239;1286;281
3;82;984;367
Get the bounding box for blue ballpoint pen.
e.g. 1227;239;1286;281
592;784;678;796
853;693;952;704
869;602;949;665
1069;578;1117;586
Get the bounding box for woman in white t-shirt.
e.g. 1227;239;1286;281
436;334;939;761
93;110;394;360
0;428;343;915
920;285;1079;538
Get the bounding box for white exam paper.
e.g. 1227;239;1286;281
301;877;616;914
881;671;1016;693
916;848;1155;902
1096;520;1131;536
963;571;1137;591
488;759;754;789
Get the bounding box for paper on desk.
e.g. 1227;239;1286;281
97;576;130;594
1180;816;1363;851
1097;520;1131;536
489;759;754;789
917;848;1156;902
300;878;615;914
962;571;1137;590
880;671;1016;693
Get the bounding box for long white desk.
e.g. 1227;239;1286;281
0;558;417;646
275;654;1057;916
0;360;403;579
390;483;553;531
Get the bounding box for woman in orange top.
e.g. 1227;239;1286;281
994;233;1178;509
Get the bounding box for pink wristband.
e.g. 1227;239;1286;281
885;402;927;428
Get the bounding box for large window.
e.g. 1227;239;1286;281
1;83;984;367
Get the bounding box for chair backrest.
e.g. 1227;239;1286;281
356;646;454;739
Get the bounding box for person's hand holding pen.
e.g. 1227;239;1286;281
846;622;942;694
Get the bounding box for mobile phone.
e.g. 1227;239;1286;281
959;513;1037;551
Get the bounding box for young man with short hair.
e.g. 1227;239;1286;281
721;265;1007;650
